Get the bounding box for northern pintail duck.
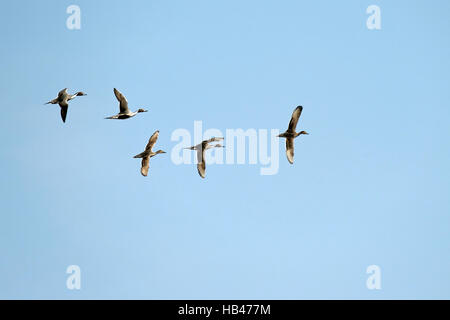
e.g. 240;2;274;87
277;106;309;164
133;130;166;176
184;137;224;178
105;88;148;119
45;88;87;123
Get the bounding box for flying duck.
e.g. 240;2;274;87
133;130;166;176
105;88;148;119
45;88;87;123
184;137;224;178
277;106;309;164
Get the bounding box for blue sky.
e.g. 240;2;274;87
0;0;449;299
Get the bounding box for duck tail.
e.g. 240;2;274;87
45;99;57;105
133;151;147;159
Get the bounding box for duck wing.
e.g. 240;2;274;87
141;156;150;177
114;88;129;114
145;130;160;152
58;88;68;99
204;137;224;144
59;101;69;123
288;106;303;132
196;148;206;178
286;138;295;164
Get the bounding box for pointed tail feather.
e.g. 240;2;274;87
134;151;147;159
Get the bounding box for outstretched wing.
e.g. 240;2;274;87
286;138;294;164
196;149;206;178
204;137;224;144
141;156;150;177
145;130;160;152
114;88;129;114
59;101;69;123
288;106;303;132
58;88;68;98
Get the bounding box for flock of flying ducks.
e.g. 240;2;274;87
45;88;309;178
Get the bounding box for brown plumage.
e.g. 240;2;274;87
133;130;166;176
277;106;309;164
185;137;224;178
